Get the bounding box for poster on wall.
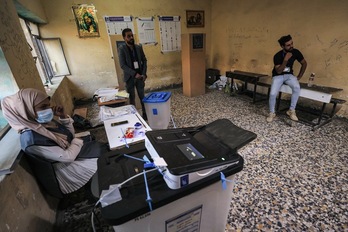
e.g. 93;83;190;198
159;16;181;52
104;16;134;35
136;17;156;44
72;4;100;38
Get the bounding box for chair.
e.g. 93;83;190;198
90;172;99;198
24;152;64;198
23;136;108;199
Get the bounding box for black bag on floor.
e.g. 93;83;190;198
72;114;92;130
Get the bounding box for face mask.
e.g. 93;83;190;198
36;108;54;123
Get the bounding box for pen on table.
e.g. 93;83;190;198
120;128;129;148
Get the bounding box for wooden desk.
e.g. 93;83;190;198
226;70;268;103
97;98;128;107
276;83;343;129
104;113;151;150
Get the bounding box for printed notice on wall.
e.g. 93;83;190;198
136;17;156;44
165;205;202;232
104;16;134;35
159;16;181;52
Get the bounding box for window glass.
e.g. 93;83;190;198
19;18;71;85
0;47;18;133
0;46;20;174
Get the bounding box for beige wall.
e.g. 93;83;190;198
34;0;348;116
39;0;212;99
211;0;348;116
8;0;348;114
0;157;58;232
0;0;44;91
0;1;62;230
1;0;348;230
15;0;47;22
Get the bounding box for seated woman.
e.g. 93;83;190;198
1;88;105;194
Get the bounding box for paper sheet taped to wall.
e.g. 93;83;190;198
104;16;134;35
136;17;156;44
159;16;181;52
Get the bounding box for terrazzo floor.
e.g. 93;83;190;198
57;87;348;232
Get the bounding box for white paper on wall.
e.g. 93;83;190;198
159;16;181;52
104;16;134;35
136;17;156;44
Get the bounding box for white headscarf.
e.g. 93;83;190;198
1;88;69;149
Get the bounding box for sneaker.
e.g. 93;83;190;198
266;112;276;122
286;109;298;121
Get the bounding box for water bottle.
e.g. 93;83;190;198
308;73;315;87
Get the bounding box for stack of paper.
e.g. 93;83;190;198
94;88;129;102
99;95;117;103
99;105;137;122
94;88;119;97
115;90;129;99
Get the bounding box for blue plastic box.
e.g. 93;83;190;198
143;92;171;129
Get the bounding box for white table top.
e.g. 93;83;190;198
104;113;151;150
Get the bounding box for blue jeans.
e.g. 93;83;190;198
269;74;300;113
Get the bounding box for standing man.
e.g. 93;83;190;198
118;28;148;120
267;34;307;123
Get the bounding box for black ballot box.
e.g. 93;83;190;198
206;68;220;85
97;119;256;232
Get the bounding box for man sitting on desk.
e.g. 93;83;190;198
118;28;148;120
267;34;307;123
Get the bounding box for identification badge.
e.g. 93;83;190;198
133;61;139;69
283;67;290;72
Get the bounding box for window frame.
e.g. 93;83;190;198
0;47;20;177
0;124;10;140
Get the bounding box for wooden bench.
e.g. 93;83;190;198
276;83;344;129
254;81;272;100
226;70;346;129
225;70;269;103
329;98;346;118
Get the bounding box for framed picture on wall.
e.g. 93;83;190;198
186;10;204;28
192;34;204;50
72;4;100;38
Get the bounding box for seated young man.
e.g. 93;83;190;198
267;34;307;123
